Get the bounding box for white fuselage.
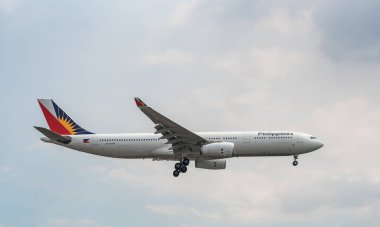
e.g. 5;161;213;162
43;131;323;161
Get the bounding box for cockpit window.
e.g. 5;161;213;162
310;136;317;139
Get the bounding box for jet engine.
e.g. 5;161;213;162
201;142;234;158
195;160;226;170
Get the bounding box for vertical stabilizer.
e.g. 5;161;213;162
37;99;94;135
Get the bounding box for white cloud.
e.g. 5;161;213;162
48;219;111;227
311;96;380;163
3;0;380;226
169;0;199;28
0;223;14;227
146;204;220;220
93;155;380;224
84;3;380;224
0;166;12;173
0;0;15;12
93;94;380;224
180;224;203;227
140;49;195;66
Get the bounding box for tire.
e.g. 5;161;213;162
173;170;180;177
293;160;298;166
175;163;182;170
182;158;190;166
180;166;187;173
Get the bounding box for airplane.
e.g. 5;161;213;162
34;98;324;177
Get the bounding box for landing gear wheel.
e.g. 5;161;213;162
180;165;187;173
182;158;190;166
174;158;189;176
293;160;298;166
173;170;180;177
175;163;182;170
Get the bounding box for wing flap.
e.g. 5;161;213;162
134;98;208;153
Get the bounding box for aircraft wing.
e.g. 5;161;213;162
134;98;208;152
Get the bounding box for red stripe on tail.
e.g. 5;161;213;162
38;101;71;135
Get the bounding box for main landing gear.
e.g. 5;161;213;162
173;158;190;177
293;154;299;166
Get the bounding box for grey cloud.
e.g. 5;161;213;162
314;0;380;61
149;0;315;54
279;179;380;214
2;0;380;226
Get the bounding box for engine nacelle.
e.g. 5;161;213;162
195;160;226;170
201;142;234;158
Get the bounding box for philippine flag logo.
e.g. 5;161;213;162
83;139;90;143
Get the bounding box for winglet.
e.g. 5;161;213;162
134;97;147;108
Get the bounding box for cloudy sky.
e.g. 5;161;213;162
1;0;380;226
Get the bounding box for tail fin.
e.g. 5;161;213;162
37;99;94;135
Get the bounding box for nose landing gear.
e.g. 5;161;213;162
173;157;190;177
292;155;299;166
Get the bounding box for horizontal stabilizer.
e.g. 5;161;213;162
34;126;72;143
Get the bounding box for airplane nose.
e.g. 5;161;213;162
317;140;324;149
309;140;324;152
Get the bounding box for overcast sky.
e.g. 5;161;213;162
1;0;380;226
